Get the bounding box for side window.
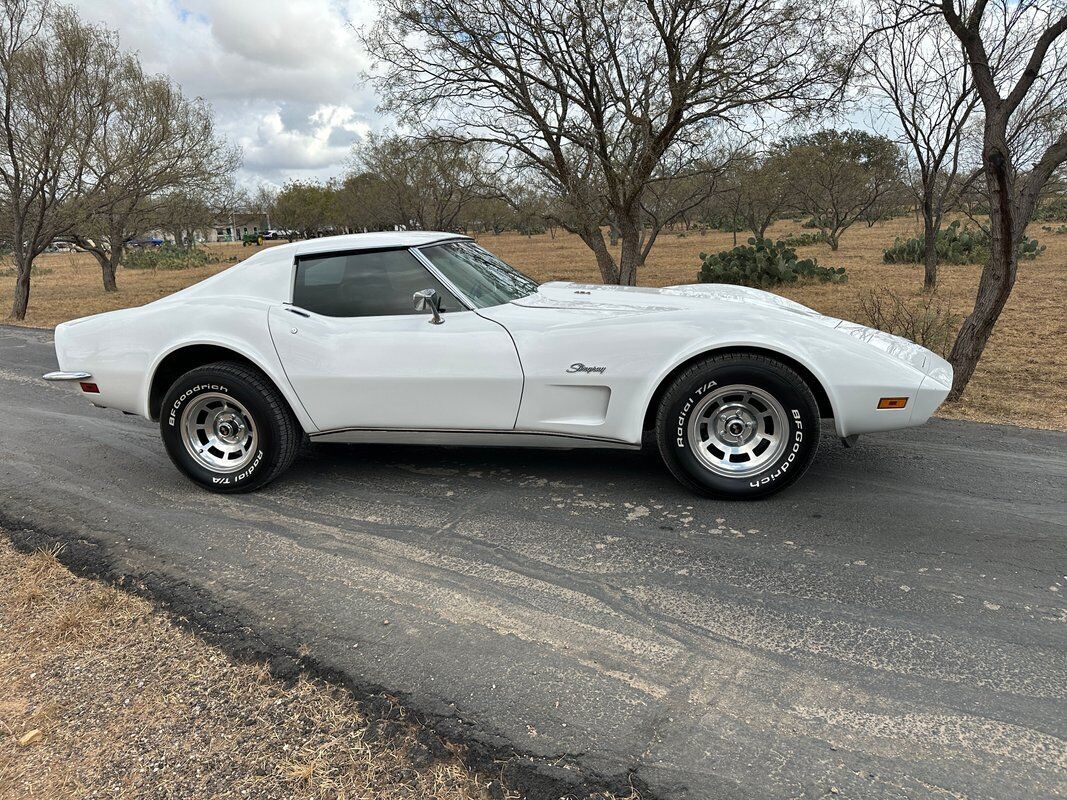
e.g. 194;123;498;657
293;249;462;318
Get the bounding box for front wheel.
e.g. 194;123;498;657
160;361;299;493
655;354;820;499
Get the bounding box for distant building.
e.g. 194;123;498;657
208;213;270;242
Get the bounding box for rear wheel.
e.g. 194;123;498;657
655;354;820;499
160;361;299;493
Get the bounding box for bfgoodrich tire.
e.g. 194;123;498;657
160;361;299;493
655;354;820;499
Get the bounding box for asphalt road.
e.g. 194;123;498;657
1;323;1065;799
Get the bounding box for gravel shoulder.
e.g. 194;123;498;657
0;536;519;800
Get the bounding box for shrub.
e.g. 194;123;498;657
1034;196;1067;221
124;244;219;271
779;231;829;247
697;237;847;288
0;264;52;278
704;215;745;233
859;287;959;358
1041;224;1067;235
883;220;1044;264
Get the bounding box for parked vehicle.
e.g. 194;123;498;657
127;237;165;248
44;232;951;498
44;241;78;253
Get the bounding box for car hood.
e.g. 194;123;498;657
513;281;833;319
511;281;935;374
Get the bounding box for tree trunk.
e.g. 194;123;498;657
828;232;840;251
947;138;1016;401
10;254;31;320
105;245;124;292
617;216;643;286
577;228;620;284
85;245;119;292
922;199;939;292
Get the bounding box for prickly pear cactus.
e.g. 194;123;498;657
883;220;1044;264
697;238;847;288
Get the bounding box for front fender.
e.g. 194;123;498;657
635;314;936;441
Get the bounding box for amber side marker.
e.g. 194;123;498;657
79;382;100;394
877;397;908;409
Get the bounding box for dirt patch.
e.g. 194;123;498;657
0;535;514;800
1;219;1063;429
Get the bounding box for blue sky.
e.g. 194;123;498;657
74;0;383;188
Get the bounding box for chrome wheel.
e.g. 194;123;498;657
180;392;259;473
686;384;788;478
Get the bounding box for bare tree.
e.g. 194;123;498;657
349;132;495;231
272;180;337;239
779;129;906;249
924;0;1067;400
865;1;981;290
367;0;847;285
719;152;793;240
156;189;214;247
70;71;239;291
335;171;392;233
0;1;122;319
249;183;278;230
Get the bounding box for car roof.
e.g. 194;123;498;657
282;231;470;259
156;231;474;306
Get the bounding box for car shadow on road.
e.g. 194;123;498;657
277;421;890;506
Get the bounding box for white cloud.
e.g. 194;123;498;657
240;105;371;175
72;0;386;185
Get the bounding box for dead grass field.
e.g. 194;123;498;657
2;218;1064;429
0;535;519;800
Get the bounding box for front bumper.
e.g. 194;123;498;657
910;369;953;426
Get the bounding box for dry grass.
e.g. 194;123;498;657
0;535;516;800
1;218;1064;429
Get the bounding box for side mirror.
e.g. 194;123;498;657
413;288;444;325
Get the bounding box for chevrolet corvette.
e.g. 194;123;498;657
44;232;952;498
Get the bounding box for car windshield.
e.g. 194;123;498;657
418;241;538;309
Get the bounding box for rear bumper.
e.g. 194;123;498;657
42;371;92;381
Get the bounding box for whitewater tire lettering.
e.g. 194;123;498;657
675;381;717;448
168;383;230;427
750;414;802;487
237;450;264;481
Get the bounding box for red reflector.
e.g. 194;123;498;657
877;397;907;409
79;382;99;394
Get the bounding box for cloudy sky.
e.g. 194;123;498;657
74;0;383;188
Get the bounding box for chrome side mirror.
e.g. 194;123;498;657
413;288;444;324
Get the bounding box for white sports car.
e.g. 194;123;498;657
44;232;952;498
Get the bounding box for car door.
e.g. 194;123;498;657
269;247;523;432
